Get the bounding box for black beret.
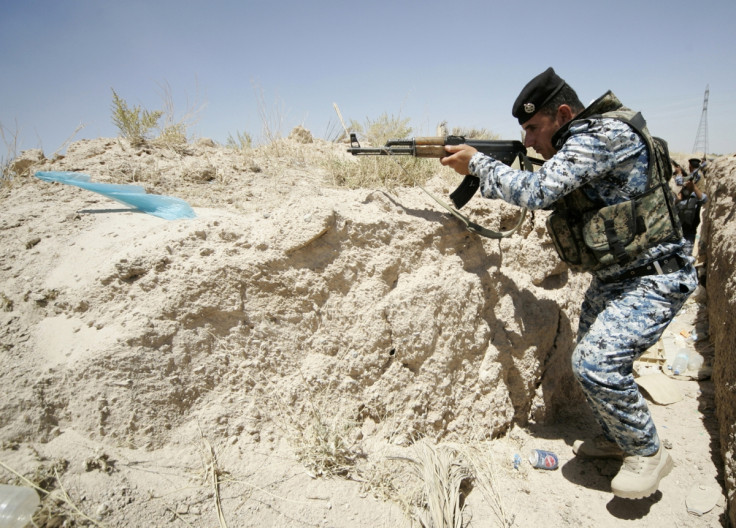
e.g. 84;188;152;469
688;158;701;168
512;67;567;125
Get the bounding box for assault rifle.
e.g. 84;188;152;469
347;133;541;209
347;133;543;238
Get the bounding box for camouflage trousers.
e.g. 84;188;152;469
572;259;698;456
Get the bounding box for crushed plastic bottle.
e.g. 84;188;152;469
672;349;690;375
0;484;40;528
688;352;704;371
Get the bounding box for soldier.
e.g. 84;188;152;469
676;160;709;256
441;67;697;499
684;157;707;184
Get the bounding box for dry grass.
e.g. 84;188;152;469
361;439;517;528
153;80;204;148
198;427;230;528
1;120;19;185
453;443;516;527
323;154;440;190
226;130;253;151
387;440;471;528
247;370;363;479
254;84;287;145
320;111;463;190
50;123;87;160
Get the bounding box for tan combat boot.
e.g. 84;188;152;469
610;447;674;499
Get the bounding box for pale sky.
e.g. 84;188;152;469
2;0;734;159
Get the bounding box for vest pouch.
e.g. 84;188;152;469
582;200;638;266
636;183;682;244
546;212;582;266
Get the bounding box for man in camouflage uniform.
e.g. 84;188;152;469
675;158;709;256
441;68;698;499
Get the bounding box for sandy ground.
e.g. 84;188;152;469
1;303;724;527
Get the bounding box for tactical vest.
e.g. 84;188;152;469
545;91;682;272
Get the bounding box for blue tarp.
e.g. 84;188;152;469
35;171;196;220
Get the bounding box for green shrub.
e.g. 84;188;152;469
110;89;163;146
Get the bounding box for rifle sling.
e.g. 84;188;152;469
416;181;527;240
383;153;528;240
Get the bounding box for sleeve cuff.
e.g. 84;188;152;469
468;152;486;175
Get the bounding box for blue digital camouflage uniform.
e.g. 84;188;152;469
468;116;698;456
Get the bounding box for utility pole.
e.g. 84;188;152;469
692;85;709;156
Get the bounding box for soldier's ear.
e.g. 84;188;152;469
556;104;575;125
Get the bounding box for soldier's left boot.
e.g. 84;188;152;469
610;446;673;499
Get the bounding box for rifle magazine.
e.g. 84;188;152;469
450;175;480;209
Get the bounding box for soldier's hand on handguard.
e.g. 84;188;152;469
440;144;478;175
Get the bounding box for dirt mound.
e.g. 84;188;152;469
0;136;730;526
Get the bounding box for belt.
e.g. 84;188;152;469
599;254;688;284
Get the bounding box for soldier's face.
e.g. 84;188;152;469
522;112;561;160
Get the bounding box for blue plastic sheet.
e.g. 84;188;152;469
35;171;196;220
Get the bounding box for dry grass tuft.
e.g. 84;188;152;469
249;371;363;479
321;111;460;190
1;120;19;186
198;427;230;528
363;439;517;528
453;443;516;527
388;440;471;528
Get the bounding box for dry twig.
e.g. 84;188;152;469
199;426;229;528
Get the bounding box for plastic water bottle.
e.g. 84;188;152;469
672;349;690;375
688;352;704;371
0;484;40;528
